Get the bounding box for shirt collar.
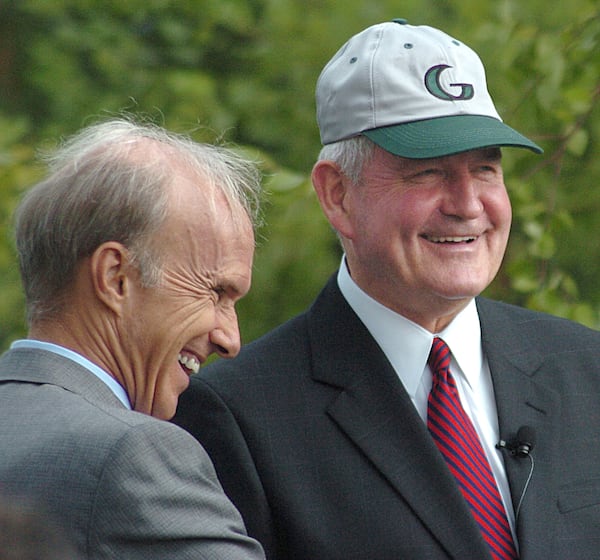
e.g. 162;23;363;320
438;302;483;391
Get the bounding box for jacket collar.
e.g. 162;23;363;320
0;347;128;412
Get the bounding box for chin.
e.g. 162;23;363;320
153;406;177;421
434;287;483;307
440;276;490;297
151;394;180;421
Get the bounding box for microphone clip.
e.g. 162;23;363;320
496;439;530;458
496;426;536;459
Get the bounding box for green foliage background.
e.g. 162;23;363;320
0;0;599;350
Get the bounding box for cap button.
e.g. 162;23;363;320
392;18;408;25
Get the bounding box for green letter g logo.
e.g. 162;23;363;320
424;64;474;101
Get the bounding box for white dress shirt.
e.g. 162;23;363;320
337;259;517;538
10;339;132;410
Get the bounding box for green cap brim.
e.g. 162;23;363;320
363;115;542;159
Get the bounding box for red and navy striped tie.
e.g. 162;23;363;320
427;337;518;560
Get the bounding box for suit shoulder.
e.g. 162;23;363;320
477;297;600;342
36;385;196;451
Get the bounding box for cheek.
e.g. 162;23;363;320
489;187;512;221
491;194;512;242
191;301;219;332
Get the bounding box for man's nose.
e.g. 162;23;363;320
209;312;242;359
440;174;484;219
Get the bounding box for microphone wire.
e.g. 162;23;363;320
515;453;534;523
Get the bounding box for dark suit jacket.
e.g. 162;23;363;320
0;347;264;560
174;275;600;560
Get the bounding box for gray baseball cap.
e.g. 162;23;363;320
316;19;542;158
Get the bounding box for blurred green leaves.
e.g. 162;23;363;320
0;0;599;351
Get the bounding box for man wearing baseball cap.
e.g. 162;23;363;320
175;20;600;560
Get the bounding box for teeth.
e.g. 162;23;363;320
428;236;476;243
178;353;200;374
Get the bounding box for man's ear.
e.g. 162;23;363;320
89;242;132;315
311;160;354;239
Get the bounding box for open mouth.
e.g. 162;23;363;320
424;235;477;244
178;351;201;375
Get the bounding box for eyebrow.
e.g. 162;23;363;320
480;147;503;160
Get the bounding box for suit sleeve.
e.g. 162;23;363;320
87;419;265;560
173;376;277;558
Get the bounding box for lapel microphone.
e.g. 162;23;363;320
496;425;536;457
496;425;536;523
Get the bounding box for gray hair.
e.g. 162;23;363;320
316;134;376;185
15;118;262;324
315;135;377;246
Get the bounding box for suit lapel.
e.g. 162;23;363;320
307;278;492;560
478;298;560;558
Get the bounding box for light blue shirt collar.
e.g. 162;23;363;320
10;339;132;409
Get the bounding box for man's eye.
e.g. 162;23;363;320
213;287;225;299
478;164;501;176
414;168;441;178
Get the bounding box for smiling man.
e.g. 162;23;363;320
174;20;600;560
0;119;265;559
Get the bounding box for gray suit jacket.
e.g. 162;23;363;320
174;275;600;560
0;347;265;560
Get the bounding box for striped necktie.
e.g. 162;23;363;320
427;337;518;560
